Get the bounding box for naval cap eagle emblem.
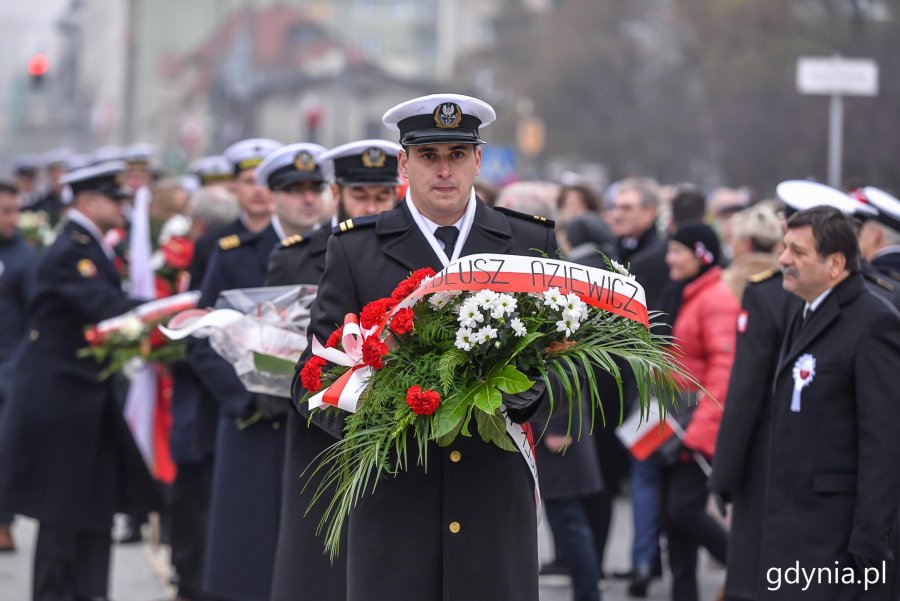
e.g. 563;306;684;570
433;103;462;129
294;151;317;171
361;147;387;168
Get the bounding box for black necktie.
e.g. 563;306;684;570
434;226;460;260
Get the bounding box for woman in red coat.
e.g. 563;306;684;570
660;221;738;601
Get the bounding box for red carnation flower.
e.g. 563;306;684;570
361;336;389;369
148;326;168;349
390;308;415;335
161;237;194;270
360;298;396;330
325;326;344;349
390;267;436;302
84;327;103;348
300;356;327;392
405;385;441;416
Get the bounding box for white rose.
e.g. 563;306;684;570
119;315;145;341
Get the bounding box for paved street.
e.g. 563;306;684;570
0;498;725;600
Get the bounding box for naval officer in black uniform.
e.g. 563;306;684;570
189;141;328;601
293;94;557;601
0;161;160;601
268;138;401;601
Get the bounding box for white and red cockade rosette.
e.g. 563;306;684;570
298;254;691;559
791;353;816;413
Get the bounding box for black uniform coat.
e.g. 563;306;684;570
709;271;801;600
0;220;159;530
872;250;900;280
187;223;285;601
759;273;900;600
265;227;347;601
295;199;556;601
0;234;37;396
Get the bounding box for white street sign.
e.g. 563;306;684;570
797;56;878;97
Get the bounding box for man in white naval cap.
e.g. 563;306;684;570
268;138;400;601
0;161;160;601
188;142;328;601
293;94;557;601
855;187;900;280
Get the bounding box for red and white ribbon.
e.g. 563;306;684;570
307;314;375;412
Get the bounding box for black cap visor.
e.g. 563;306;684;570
269;168;324;191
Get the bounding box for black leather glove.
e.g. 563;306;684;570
502;377;546;410
254;394;289;420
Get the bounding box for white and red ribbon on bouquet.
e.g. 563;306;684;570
308;314;376;412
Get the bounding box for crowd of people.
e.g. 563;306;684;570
0;92;899;601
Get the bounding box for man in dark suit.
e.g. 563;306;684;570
293;94;557;601
759;206;900;600
188;142;329;601
0;162;160;601
267;138;400;601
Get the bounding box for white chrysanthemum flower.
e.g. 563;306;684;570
428;291;458;309
562;293;589;321
474;289;499;310
510;317;527;337
455;327;474;351
609;259;635;278
119;315;145;341
555;317;581;337
542;287;565;309
457;300;485;329
489;293;517;319
474;325;498;344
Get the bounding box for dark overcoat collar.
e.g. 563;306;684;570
776;272;867;377
375;197;511;272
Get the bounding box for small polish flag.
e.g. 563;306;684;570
616;404;677;461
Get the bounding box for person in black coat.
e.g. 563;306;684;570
0;162;160;601
760;207;900;600
267;138;401;601
0;180;38;552
168;182;239;601
293;94;557;601
189;141;329;601
709;269;801;601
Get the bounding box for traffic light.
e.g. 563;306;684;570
27;53;50;88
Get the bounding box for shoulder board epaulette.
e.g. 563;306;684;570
748;268;779;284
885;269;900;284
279;234;306;249
865;271;895;292
70;231;92;245
493;206;555;227
218;234;242;251
333;215;377;235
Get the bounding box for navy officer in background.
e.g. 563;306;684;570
267;138;400;601
293;94;557;601
0;161;160;601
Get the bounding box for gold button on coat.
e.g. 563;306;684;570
273;421;281;430
449;451;461;463
30;329;39;340
449;521;461;534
